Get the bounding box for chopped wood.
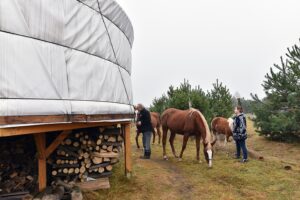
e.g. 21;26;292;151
107;146;113;152
98;167;105;173
73;142;80;148
63;168;69;174
89;163;110;170
51;164;80;169
117;136;123;142
110;158;119;165
96;139;102;145
52;171;58;176
92;157;103;165
105;165;113;172
79;167;86;174
107;137;116;143
65;139;72;146
75;178;110;191
92;152;119;158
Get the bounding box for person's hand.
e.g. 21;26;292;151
137;121;141;126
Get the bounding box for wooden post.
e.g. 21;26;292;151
34;133;47;191
124;123;132;178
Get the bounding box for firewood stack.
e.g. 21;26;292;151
0;136;37;196
49;127;123;183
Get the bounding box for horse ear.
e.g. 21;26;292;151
211;138;217;146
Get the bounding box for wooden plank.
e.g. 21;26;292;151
45;130;71;158
75;177;110;191
0;114;134;126
0;121;131;137
124;123;132;178
34;133;47;191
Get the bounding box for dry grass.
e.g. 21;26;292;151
84;120;300;200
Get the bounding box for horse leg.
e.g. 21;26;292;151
179;133;189;161
152;129;156;144
225;134;230;156
136;131;140;149
169;132;178;158
196;135;201;163
157;126;162;145
162;126;168;160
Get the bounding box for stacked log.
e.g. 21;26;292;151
0;136;37;195
49;127;123;183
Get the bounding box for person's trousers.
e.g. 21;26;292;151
235;139;248;159
142;131;152;157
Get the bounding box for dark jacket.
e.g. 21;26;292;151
138;108;152;133
233;113;247;140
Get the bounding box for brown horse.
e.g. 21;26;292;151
136;112;162;148
211;117;234;146
161;108;217;167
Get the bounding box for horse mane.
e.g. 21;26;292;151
188;108;212;144
227;118;234;132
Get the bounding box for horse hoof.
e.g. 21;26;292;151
198;160;202;164
178;158;183;162
163;155;168;160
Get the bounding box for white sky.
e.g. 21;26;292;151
117;0;300;106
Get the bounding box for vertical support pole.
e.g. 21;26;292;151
34;133;47;192
124;123;132;178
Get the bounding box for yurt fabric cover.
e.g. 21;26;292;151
0;0;134;127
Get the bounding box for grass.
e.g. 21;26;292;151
84;120;300;200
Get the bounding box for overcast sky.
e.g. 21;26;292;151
117;0;300;106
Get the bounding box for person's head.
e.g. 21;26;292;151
234;105;243;115
136;104;145;111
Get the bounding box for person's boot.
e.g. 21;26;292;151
140;151;148;159
140;151;150;159
147;151;151;159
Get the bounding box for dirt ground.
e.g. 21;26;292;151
84;119;300;200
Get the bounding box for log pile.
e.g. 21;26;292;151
0;136;37;196
49;127;123;184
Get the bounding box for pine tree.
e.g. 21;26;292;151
149;95;168;114
207;79;233;119
251;40;300;141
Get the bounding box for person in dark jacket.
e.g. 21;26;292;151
232;105;248;162
136;104;153;159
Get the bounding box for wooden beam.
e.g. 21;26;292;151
45;130;71;158
124;123;132;178
34;133;46;159
0;121;131;137
0;114;134;126
34;133;47;191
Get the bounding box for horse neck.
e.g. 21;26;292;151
193;112;211;144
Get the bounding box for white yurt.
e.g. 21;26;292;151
0;0;134;127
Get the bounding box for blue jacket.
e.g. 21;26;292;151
233;113;247;140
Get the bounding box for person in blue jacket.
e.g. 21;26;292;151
232;105;248;162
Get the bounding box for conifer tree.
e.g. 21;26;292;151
251;40;300;141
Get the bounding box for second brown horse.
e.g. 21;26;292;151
161;108;217;167
136;112;161;149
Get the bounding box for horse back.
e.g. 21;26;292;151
211;117;231;135
161;108;197;134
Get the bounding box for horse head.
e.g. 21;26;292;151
190;108;217;168
203;138;217;167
